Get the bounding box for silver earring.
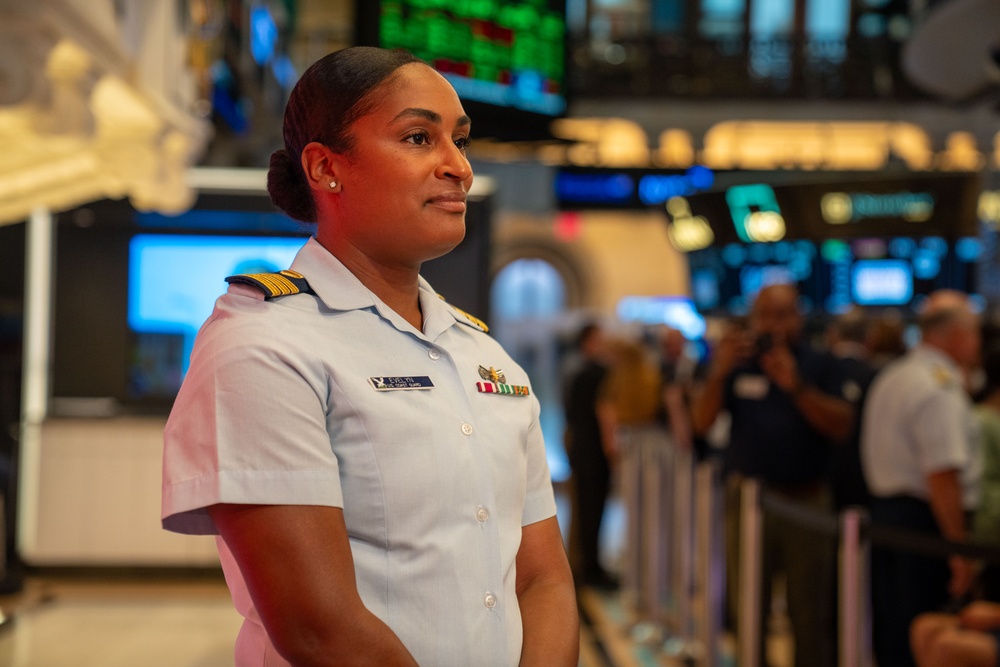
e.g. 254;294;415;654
329;180;337;189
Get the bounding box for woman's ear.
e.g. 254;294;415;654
300;141;341;192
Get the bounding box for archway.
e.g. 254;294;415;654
490;258;570;481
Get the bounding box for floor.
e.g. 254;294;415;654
0;572;241;667
0;571;723;667
0;570;791;667
0;496;788;666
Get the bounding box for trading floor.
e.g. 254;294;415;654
0;493;792;667
0;573;792;667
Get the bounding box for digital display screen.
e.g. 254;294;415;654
555;166;716;209
687;240;822;315
687;236;981;315
356;0;567;139
851;260;914;306
616;296;707;340
127;234;307;398
373;0;566;117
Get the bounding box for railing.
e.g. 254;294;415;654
617;434;726;665
613;446;1000;667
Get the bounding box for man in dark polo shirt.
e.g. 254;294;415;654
692;283;853;667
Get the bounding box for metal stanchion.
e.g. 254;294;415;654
620;429;642;618
739;477;763;667
623;426;673;643
674;446;694;634
839;507;873;667
644;433;672;632
664;445;699;661
692;459;723;667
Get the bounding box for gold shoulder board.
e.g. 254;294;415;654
225;269;314;300
933;366;954;387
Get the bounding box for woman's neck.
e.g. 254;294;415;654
318;233;423;331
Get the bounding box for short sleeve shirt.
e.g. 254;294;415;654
860;345;981;508
723;343;847;484
161;238;557;667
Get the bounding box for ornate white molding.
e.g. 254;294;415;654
0;0;211;225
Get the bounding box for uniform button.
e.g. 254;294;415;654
461;422;474;436
428;348;441;360
484;592;497;609
476;506;489;522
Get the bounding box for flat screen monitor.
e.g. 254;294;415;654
686;235;981;316
616;296;707;341
355;0;567;140
850;260;914;306
127;234;308;400
687;240;823;316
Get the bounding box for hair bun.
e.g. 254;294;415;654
267;149;316;223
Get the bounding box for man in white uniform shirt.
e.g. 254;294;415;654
861;290;982;667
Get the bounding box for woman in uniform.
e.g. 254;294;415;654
161;46;578;667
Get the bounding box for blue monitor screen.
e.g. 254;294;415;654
127;234;308;398
616;296;707;340
851;259;914;306
686;236;980;316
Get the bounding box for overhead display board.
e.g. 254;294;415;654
556;169;981;241
356;0;567;140
682;172;982;244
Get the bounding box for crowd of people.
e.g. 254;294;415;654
562;284;1000;667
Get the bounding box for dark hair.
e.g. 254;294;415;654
267;46;426;222
918;305;969;335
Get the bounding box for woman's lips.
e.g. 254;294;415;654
426;192;467;213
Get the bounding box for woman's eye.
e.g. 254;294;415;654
455;137;471;151
406;132;430;145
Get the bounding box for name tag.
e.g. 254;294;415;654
368;376;434;391
734;375;769;400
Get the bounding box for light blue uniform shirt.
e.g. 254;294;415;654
860;345;981;508
162;238;557;667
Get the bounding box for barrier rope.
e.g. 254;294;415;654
760;488;1000;564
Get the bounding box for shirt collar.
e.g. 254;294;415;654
289;237;461;341
914;344;960;374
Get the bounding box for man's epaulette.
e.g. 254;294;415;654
933;365;955;388
225;269;314;300
437;294;489;333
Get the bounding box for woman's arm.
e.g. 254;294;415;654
516;516;579;667
208;503;418;667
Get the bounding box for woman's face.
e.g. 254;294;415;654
324;63;474;268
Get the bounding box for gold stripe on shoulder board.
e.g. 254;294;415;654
225;270;314;300
252;273;295;297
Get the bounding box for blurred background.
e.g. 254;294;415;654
0;0;998;664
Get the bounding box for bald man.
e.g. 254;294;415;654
692;283;853;667
862;290;983;667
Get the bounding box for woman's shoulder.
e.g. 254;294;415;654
197;281;323;348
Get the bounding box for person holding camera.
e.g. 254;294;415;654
691;282;853;667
